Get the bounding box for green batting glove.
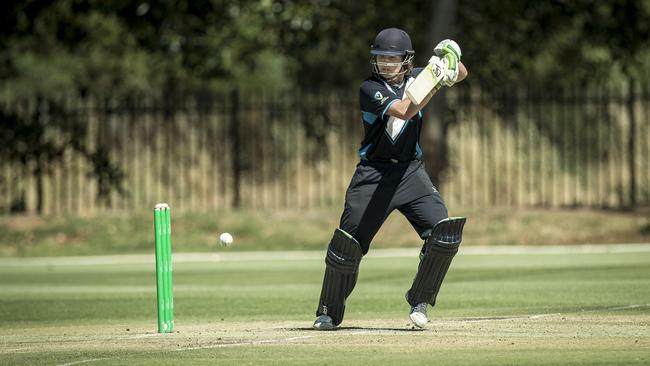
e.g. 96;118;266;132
441;53;459;87
434;39;462;61
426;54;459;88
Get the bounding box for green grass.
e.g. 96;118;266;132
1;207;650;256
0;249;649;365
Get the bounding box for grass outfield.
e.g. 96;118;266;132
2;207;650;256
1;247;649;365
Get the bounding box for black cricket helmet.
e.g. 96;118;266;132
370;28;415;80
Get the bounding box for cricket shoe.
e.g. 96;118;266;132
313;315;336;330
406;292;429;328
409;302;429;328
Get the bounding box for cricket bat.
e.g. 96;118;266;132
405;61;445;105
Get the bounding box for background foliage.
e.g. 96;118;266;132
1;0;649;214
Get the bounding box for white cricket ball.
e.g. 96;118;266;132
219;232;234;247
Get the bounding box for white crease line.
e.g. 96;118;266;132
348;331;374;335
57;358;110;366
459;304;649;323
529;313;561;319
460;315;534;322
175;334;317;351
461;313;562;322
581;303;650;312
127;333;166;339
54;335;320;365
174;329;389;352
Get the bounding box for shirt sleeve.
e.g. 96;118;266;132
359;80;400;120
410;67;424;78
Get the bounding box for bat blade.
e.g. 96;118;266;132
405;62;444;105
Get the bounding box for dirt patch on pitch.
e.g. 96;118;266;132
3;314;648;357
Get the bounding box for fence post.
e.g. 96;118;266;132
230;88;241;208
35;96;47;215
627;79;637;208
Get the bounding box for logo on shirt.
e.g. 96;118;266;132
374;91;389;105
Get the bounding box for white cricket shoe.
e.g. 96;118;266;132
313;315;336;330
409;302;428;328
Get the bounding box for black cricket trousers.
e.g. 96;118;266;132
339;159;449;254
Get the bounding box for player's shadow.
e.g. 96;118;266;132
287;326;426;332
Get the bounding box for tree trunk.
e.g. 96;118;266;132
35;160;43;214
422;0;458;187
627;79;636;208
230;88;242;208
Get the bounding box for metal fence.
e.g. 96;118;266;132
1;83;649;215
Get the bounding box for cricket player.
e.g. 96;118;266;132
313;28;468;329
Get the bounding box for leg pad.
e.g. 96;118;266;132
316;229;363;326
407;217;466;306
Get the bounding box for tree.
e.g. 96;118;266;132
2;0;649;212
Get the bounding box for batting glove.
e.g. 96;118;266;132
434;39;462;61
428;54;458;87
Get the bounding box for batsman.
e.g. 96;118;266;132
313;28;468;329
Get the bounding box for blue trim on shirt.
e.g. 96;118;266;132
361;111;377;125
381;99;399;119
358;143;372;160
416;142;423;158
